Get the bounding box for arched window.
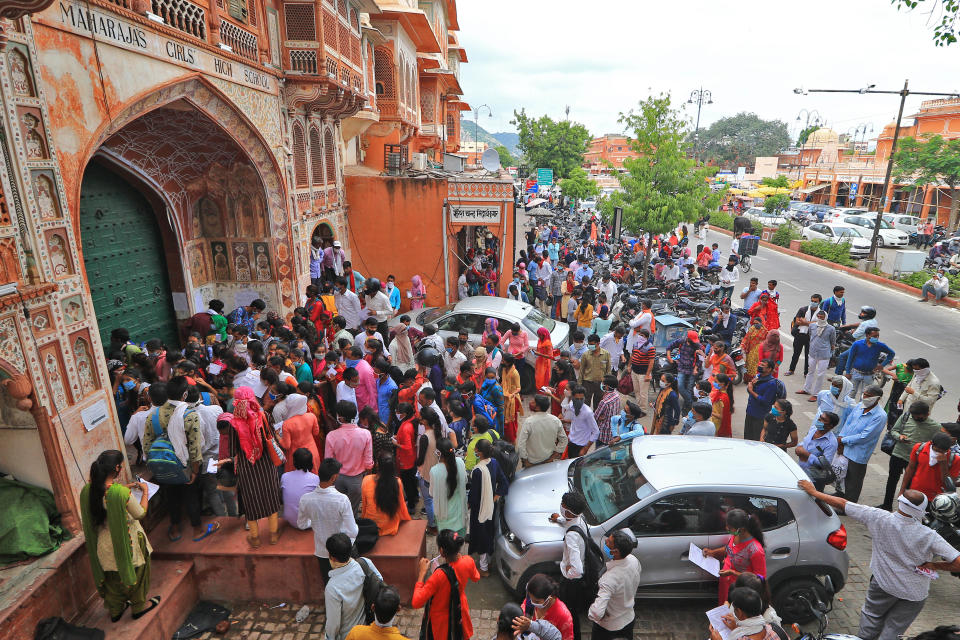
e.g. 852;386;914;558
309;126;323;185
324;129;336;183
292;122;307;187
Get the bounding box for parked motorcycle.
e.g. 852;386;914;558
925;488;960;578
781;575;857;638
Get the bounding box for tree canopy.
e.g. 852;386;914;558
494;145;519;169
510;109;592;180
761;175;791;188
558;167;599;203
797;124;819;146
893;0;960;45
894;134;960;227
601;93;720;284
697;112;791;169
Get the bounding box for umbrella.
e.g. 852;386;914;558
526;207;554;217
525;198;547;209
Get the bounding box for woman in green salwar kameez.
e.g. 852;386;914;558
80;450;161;622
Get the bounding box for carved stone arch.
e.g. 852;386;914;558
374;46;394;99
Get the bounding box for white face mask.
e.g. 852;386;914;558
659;381;668;389
816;316;827;326
862;396;880;409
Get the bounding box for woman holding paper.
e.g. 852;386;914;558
703;509;767;604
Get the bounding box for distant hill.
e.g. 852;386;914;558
460;118;520;156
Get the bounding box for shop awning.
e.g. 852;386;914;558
525;198;547;208
798;183;831;194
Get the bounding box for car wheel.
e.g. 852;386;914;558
772;576;829;625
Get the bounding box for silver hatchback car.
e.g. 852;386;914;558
495;436;849;624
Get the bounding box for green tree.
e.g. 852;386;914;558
763;193;791;214
892;0;960;45
494;145;518;168
697;112;791;169
510;109;592;180
894;134;960;228
558;167;599;204
797;125;820;146
760;176;790;188
602;93;721;285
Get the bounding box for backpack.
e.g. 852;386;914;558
473;391;499;425
772;378;787;400
145;407;194;484
359;557;385;624
567;524;605;601
491;437;519;481
419;564;462;640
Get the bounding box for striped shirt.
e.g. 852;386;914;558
630;342;656;374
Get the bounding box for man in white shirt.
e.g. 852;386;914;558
336;368;359;410
599;327;627;372
588;530;641;638
598;273;617;308
353;317;390;358
298;458;358;583
628;300;655;333
233;364;267;398
442;336;467;378
334;277;363;331
517;395;568;466
323;533;381;640
567;385;599;457
550;491;589;640
363;279;394;324
123;383;167;462
661;259;680;282
919;268;950;305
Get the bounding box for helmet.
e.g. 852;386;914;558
364;277;381;294
416;346;440;368
858;305;876;320
931;493;960;524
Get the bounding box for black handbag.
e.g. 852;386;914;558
880;412;907;456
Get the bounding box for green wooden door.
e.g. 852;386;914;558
79;163;179;350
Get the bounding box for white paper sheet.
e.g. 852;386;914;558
130;478;160;503
705;605;732;640
688;542;721;577
206;458;219;474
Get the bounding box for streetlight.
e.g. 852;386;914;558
850;122;873;156
795;109;821;178
687;87;713;163
793;80;959;261
473;104;492;164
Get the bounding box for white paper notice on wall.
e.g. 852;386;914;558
234;290;260;310
81;399;110;432
171;292;189;312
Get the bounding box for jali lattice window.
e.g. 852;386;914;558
292;122;308;187
310;127;324;185
284;3;316;40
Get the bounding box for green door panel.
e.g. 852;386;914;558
79;163;180;351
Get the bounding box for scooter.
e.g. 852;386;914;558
788;576;859;640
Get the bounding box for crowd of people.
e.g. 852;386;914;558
77;212;960;640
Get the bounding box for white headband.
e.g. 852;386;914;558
897;493;928;521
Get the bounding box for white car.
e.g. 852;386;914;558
881;214;922;235
801;223;871;258
838;214;909;247
824;206;868;223
744;207;788;226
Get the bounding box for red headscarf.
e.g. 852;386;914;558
232;386;264;464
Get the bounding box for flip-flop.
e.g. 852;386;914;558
193;521;221;542
132;596;161;620
110;601;130;623
167;526;182;542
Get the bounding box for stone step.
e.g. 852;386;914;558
76;559;196;640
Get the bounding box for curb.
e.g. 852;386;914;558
709;225;960;309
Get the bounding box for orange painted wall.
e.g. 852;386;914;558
345;175;449;309
362;129;402;171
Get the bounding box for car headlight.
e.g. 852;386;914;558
504;532;530;553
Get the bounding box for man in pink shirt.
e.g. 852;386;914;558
346;345;378;413
325;400;373;514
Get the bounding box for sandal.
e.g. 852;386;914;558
167;526;182;542
132;596;161;620
110;601;130;623
247;533;261;549
193;521;221;542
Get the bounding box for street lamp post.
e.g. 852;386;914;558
795;109;821;179
687;88;713;164
473;104;492;164
793;80;959;261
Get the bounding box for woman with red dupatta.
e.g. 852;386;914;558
709;373;732;438
227;387;281;548
533;327;554;391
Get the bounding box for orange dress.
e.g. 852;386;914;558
413;555;481;640
278;412;322;473
534;337;554;390
360;475;411;536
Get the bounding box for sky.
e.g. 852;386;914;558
456;0;960;144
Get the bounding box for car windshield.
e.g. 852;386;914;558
522;307;556;333
836;227;864;238
570;440;656;525
417;303;456;325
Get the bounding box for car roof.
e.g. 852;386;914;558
452;296;533;318
630;436;804;490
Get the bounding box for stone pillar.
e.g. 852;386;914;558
854;181;864;207
883;181;896;213
828;179;839;207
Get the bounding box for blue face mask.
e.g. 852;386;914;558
770;407;780;417
830;386;840;397
345;358;360;368
813;420;824;430
601;540;614;560
713;382;721;390
121;380;136;392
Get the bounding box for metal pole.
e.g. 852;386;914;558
868;79;909;261
693;89;703;164
442;201;450;303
